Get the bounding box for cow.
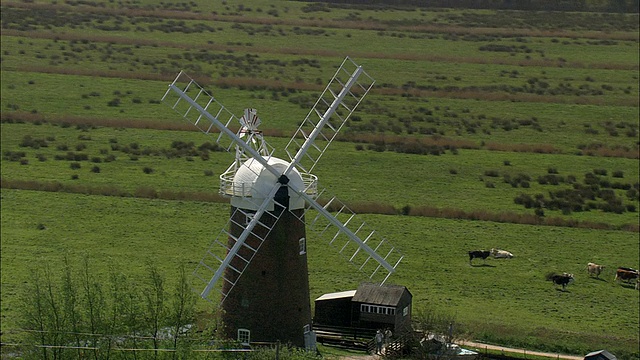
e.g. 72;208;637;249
586;262;605;278
546;272;574;290
614;267;639;283
468;250;491;265
490;248;514;259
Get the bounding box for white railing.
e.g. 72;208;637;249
219;171;318;197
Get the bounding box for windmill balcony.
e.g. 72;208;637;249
219;170;318;198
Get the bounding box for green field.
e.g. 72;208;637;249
1;0;639;358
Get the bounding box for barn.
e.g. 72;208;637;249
584;350;617;360
314;283;412;334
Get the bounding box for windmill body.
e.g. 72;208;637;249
222;157;312;346
162;57;404;348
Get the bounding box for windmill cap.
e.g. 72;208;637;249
230;157;305;210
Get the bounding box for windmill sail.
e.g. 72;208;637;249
162;72;275;161
282;57;401;284
285;56;374;174
193;182;286;301
293;188;403;284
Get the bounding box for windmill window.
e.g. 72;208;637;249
238;329;250;345
299;237;306;255
403;305;409;316
244;213;254;226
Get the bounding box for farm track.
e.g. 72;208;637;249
2;1;638;42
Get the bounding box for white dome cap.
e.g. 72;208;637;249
230;157;305;210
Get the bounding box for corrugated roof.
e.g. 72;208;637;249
584;350;617;360
315;290;357;301
351;283;408;307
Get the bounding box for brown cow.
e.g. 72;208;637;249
614;267;639;283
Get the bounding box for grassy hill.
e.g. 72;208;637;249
1;0;638;358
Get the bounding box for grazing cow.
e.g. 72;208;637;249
468;250;491;265
636;278;639;291
586;262;605;278
490;248;514;259
614;267;639;283
546;272;574;290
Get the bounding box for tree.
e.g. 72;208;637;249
410;306;463;359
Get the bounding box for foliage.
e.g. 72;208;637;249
15;255;198;359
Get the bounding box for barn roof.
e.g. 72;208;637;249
584;350;617;360
351;283;409;307
315;290;357;301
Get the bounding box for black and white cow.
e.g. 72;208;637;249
546;272;574;290
468;250;491;265
490;248;514;259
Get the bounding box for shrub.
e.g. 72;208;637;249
484;169;500;177
612;170;624;178
71;174;79;180
91;166;100;173
70;162;81;170
204;170;214;176
135;186;157;198
143;167;154;174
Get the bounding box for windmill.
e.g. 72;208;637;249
161;57;403;348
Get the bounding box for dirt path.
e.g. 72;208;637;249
457;340;584;360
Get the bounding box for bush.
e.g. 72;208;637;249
70;162;81;170
143;167;154;174
91;166;100;173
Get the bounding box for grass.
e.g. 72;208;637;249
1;0;638;358
1;189;638;357
2;122;638;227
